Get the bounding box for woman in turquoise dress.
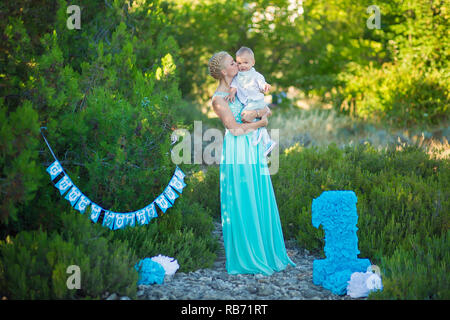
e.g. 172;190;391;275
208;51;296;276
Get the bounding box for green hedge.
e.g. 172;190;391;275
334;59;449;127
0;194;219;299
111;196;219;273
273;143;449;299
0;211;138;299
190;142;449;299
369;231;449;299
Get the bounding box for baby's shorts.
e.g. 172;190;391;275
244;99;268;111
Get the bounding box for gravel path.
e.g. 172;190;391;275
135;221;358;300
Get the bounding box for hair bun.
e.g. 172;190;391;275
208;51;229;80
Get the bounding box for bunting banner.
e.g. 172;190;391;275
41;127;187;230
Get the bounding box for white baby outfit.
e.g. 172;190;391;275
231;67;276;156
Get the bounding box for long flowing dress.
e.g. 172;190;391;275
213;91;296;276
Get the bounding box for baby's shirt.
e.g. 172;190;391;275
230;67;266;106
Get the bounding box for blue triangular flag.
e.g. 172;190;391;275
163;185;179;204
169;175;186;194
74;194;91;214
102;211;116;230
155;193;172;213
46;160;63;180
135;209;148;226
55;175;73;195
64;185;82;207
125;212;136;227
114;213;126;230
174;166;186;181
144;202;158;220
90;203;103;223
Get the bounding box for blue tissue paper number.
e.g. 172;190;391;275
311;191;371;295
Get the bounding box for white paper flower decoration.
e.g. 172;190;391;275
346;271;383;298
150;254;180;276
366;273;383;290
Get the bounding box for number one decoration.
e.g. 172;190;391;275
312;191;371;295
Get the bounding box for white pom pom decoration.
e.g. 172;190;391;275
150;254;180;276
346;270;383;298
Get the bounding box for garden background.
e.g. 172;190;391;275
0;0;448;299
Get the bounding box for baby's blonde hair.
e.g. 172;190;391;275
236;46;254;59
208;51;229;80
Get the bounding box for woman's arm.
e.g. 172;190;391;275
240;106;272;123
212;96;268;136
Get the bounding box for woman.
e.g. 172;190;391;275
208;51;296;276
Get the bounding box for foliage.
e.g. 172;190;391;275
0;0;218;299
111;197;219;273
335;57;449;127
0;211;138;299
1;0;448;300
192;141;449;299
0;99;43;224
1;0;183;230
369;231;449;300
165;0;448;127
183;166;221;219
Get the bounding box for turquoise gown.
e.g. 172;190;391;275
213;91;296;276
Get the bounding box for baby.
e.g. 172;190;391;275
226;47;276;157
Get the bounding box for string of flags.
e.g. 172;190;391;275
41;127;186;230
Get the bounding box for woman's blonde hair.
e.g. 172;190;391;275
208;51;229;80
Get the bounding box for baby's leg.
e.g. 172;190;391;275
243;103;267;145
261;128;277;157
259;127;269;145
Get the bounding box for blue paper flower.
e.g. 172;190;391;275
134;258;165;285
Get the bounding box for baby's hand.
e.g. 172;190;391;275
225;87;237;103
262;83;272;94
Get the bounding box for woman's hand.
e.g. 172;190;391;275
240;110;257;123
260;115;268;127
241;107;272;123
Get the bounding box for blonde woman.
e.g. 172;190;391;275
209;51;295;276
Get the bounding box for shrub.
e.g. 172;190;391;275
270;142;448;299
369;231;450;300
111;196;219;273
183;166;221;220
0;211;138;299
334;60;449;127
1;0;184;238
0;99;43;227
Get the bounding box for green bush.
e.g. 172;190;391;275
111;199;219;273
2;0;448;300
1;0;184;237
369;231;449;300
0;98;43;227
0;211;138;299
193;141;449;299
334;60;449;127
271;142;449;299
183;166;221;220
